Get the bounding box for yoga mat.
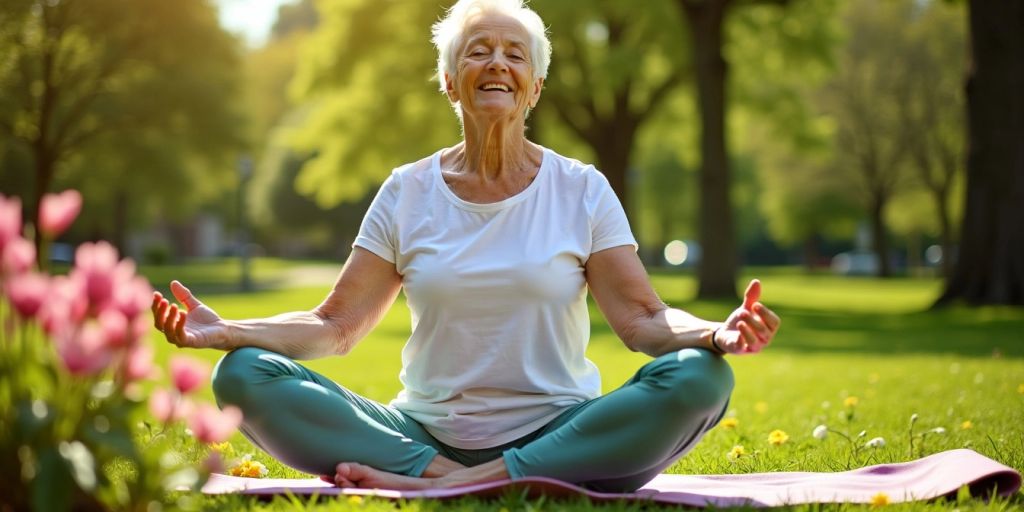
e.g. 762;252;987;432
201;449;1021;507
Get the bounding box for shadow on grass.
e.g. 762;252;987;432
768;306;1021;358
590;299;1023;359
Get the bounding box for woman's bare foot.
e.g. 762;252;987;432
332;462;440;490
327;457;511;490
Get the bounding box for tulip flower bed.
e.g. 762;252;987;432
0;192;240;510
133;266;1023;511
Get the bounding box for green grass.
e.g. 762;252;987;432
140;260;1024;511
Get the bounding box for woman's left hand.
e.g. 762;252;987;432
715;279;780;355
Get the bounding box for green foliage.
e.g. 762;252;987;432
633;148;694;254
0;0;246;241
728;0;857;247
822;1;920;209
272;0;319;41
533;0;690;218
287;0;459;208
246;27;311;146
286;0;690;215
248;137;371;256
746;0;967;262
887;0;966;240
240;5;355;255
729;0;841;151
534;0;688;137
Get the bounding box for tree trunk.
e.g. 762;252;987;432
869;195;891;277
592;123;637;221
933;187;955;280
937;0;1024;306
803;233;820;272
113;188;129;256
31;6;60;269
32;148;55;270
907;230;921;276
680;0;738;299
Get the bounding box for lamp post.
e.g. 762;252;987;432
238;155;253;292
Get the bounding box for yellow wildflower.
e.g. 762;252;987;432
844;396;859;408
726;445;746;461
870;492;890;507
1017;383;1023;394
754;401;768;414
229;454;268;478
768;429;789;446
961;420;973;430
348;496;364;505
720;417;739;430
209;442;231;454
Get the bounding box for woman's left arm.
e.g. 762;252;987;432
585;245;780;357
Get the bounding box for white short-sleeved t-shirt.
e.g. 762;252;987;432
353;146;637;449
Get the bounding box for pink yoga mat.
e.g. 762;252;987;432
202;449;1021;507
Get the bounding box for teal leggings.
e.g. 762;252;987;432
212;347;733;492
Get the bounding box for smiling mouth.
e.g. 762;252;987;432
478;83;511;92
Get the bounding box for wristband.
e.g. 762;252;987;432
710;327;725;354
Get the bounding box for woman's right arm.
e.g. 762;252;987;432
152;247;402;360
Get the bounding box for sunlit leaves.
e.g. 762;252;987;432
0;0;246;240
288;0;458;207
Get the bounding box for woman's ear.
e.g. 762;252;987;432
444;72;459;103
529;77;544;108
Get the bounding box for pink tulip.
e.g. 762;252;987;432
0;194;21;253
98;309;129;348
129;316;149;347
149;388;177;423
113;275;153;320
55;321;114;376
72;242;120;310
149;389;194;423
38;274;87;336
169;356;210;394
187;403;243;444
122;343;155;382
39;190;82;239
1;237;35;276
4;272;49;318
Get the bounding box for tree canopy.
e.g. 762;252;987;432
0;0;245;255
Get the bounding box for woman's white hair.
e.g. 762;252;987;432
431;0;551;94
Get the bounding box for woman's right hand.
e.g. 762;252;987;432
152;280;230;350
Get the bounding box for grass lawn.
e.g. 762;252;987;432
140;260;1024;511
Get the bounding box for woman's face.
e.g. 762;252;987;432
446;13;543;122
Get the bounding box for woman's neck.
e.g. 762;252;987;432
456;114;534;181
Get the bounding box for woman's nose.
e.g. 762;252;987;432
487;53;510;72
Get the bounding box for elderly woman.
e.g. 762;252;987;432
152;0;779;492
